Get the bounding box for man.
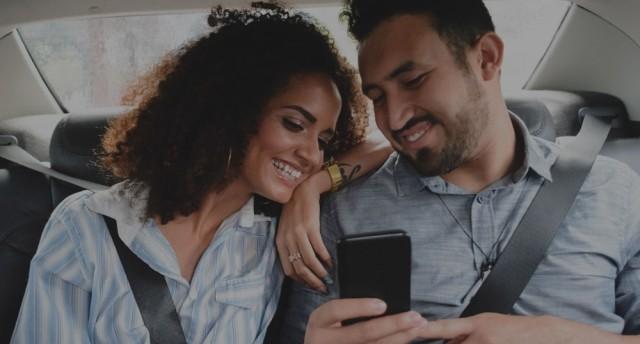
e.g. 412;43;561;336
275;1;640;343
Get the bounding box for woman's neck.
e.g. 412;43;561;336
178;180;253;238
157;179;253;281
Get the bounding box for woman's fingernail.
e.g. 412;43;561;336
321;275;334;285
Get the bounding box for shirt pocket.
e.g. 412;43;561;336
214;275;267;309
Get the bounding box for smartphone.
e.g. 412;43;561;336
337;230;411;325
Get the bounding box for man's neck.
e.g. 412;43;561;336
442;110;524;193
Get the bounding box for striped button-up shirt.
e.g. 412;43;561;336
11;183;283;343
277;114;640;342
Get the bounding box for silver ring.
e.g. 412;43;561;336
288;252;302;263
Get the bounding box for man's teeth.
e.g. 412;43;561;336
272;159;302;181
406;129;426;143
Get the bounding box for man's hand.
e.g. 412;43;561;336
305;299;427;344
418;313;634;344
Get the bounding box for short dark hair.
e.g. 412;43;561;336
101;2;368;224
342;0;495;66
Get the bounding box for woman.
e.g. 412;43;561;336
11;3;389;343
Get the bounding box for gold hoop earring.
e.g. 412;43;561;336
226;148;233;170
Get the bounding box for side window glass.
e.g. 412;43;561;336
486;0;571;90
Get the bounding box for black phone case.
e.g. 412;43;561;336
337;230;411;325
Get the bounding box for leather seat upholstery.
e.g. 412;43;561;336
49;111;122;206
0;109;123;341
0;162;53;342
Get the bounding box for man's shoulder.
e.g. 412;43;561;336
334;152;400;201
583;154;639;192
321;152;422;230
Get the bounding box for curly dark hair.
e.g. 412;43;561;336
101;2;369;224
341;0;495;67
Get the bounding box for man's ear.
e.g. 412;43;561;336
474;32;504;81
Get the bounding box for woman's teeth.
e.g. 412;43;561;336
272;159;302;181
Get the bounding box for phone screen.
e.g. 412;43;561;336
337;230;411;325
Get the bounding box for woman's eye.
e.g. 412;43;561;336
318;138;330;151
372;94;385;107
282;118;304;132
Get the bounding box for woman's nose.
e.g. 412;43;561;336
295;137;323;171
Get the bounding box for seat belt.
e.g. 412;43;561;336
0;135;107;191
1;138;186;342
462;109;615;316
103;216;188;344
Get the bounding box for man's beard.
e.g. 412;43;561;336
404;73;489;177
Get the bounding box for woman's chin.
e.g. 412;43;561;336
258;187;294;204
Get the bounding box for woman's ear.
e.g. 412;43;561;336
475;32;504;82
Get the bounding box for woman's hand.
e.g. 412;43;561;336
276;171;333;292
277;130;392;291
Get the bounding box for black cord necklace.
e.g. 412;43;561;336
437;194;511;281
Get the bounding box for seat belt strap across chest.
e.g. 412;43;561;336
103;216;188;344
462;110;614;316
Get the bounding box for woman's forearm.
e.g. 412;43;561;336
334;129;392;185
305;129;393;194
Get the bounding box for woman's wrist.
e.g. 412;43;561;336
324;160;343;192
304;166;333;194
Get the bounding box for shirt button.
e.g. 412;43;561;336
476;196;485;204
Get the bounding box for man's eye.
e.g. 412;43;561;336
404;74;426;88
282;118;303;132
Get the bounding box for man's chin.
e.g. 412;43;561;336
401;149;458;177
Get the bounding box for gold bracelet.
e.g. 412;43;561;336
324;161;343;193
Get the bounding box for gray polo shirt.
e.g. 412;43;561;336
276;115;640;342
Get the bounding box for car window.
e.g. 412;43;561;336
19;0;570;112
19;13;211;110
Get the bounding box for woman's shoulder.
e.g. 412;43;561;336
51;182;144;231
30;190;102;289
51;189;97;219
38;185;134;262
40;190;103;241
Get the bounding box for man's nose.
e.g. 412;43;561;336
386;94;416;132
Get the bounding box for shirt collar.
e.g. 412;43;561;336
392;112;559;197
84;181;148;245
85;182;272;245
238;196;272;228
510;111;558;183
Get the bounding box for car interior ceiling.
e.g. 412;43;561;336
0;89;638;341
